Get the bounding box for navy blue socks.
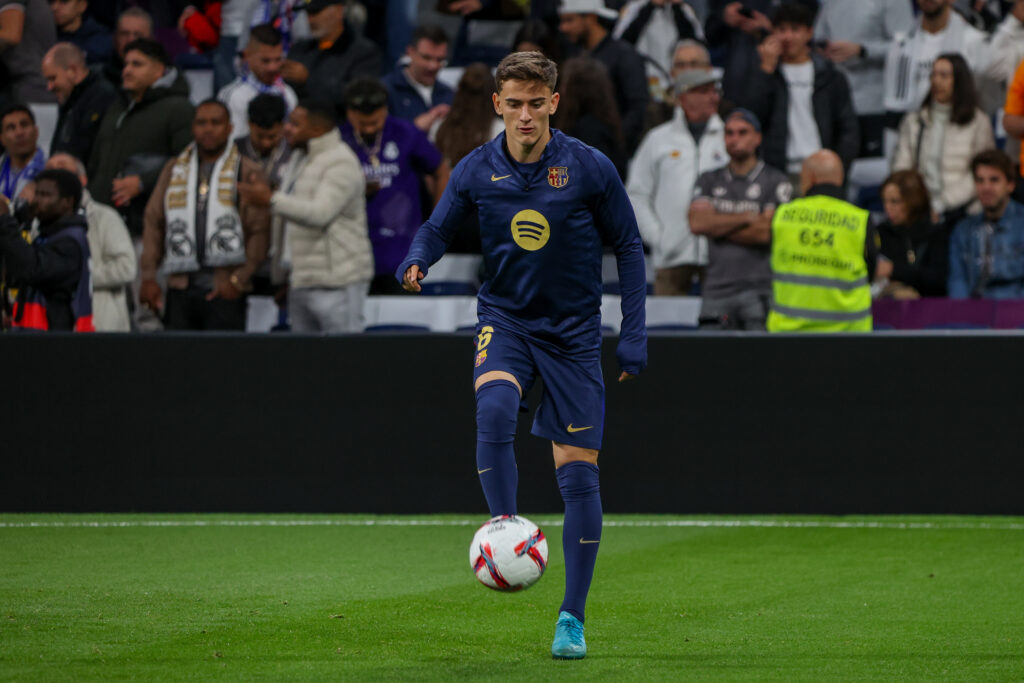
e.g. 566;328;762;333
475;380;520;516
556;461;602;623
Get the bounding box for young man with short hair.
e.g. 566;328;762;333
741;2;859;176
217;24;298;140
396;50;647;660
0;103;45;201
381;24;454;134
236;93;290;188
948;149;1024;298
0;167;93;331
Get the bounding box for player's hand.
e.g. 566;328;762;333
140;278;163;312
402;264;424;292
618;371;636;383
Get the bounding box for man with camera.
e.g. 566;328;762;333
0;168;93;332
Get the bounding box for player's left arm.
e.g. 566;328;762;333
396;151;477;291
589;151;647;382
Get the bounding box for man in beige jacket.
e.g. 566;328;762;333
45;153;136;332
239;98;373;333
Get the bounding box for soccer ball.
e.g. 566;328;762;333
469;515;548;591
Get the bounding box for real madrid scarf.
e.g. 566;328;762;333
162;142;245;273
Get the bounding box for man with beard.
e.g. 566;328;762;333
41;42;117;165
217;24;298;140
0;168;93;331
139;100;269;331
948;149;1024;298
237;99;373;333
688;108;792;330
339;78;447;294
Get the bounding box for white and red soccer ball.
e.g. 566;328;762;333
469;515;548;591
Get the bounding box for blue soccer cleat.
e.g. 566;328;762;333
551;611;586;659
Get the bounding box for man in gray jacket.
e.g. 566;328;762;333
238;99;373;333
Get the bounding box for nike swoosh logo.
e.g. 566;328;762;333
477;468;493;475
579;538;600;544
491;174;511;182
567;424;593;433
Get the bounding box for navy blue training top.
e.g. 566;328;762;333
397;129;646;372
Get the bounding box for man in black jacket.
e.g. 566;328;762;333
738;2;858;179
0;168;93;331
282;0;381;122
42;42;117;165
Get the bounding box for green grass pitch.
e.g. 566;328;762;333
2;514;1023;681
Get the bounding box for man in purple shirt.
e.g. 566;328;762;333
340;78;449;293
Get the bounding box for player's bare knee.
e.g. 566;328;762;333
475;370;522;396
552;442;599;468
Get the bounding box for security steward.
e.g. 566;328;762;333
767;150;876;332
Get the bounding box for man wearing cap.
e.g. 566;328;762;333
558;0;649;154
688;108;793;329
282;0;382;123
627;43;728;295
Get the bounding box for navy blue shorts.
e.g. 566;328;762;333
473;323;605;450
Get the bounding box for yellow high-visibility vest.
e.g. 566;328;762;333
767;194;872;332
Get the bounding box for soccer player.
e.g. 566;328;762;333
396;51;647;660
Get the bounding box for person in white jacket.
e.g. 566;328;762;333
45;153;136;332
627;49;728;295
239;98;373;333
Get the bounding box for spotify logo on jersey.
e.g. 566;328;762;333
510;210;551;251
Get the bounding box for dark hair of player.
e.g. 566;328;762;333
495;51;558;94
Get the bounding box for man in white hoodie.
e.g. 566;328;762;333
627;42;727;295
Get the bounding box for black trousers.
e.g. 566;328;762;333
164;288;247;331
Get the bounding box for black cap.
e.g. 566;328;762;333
300;0;344;14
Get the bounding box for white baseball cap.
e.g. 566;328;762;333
557;0;618;20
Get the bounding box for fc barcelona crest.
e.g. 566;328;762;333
547;166;569;188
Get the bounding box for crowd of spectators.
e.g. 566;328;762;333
2;0;1024;333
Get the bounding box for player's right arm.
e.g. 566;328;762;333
395;151;479;293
